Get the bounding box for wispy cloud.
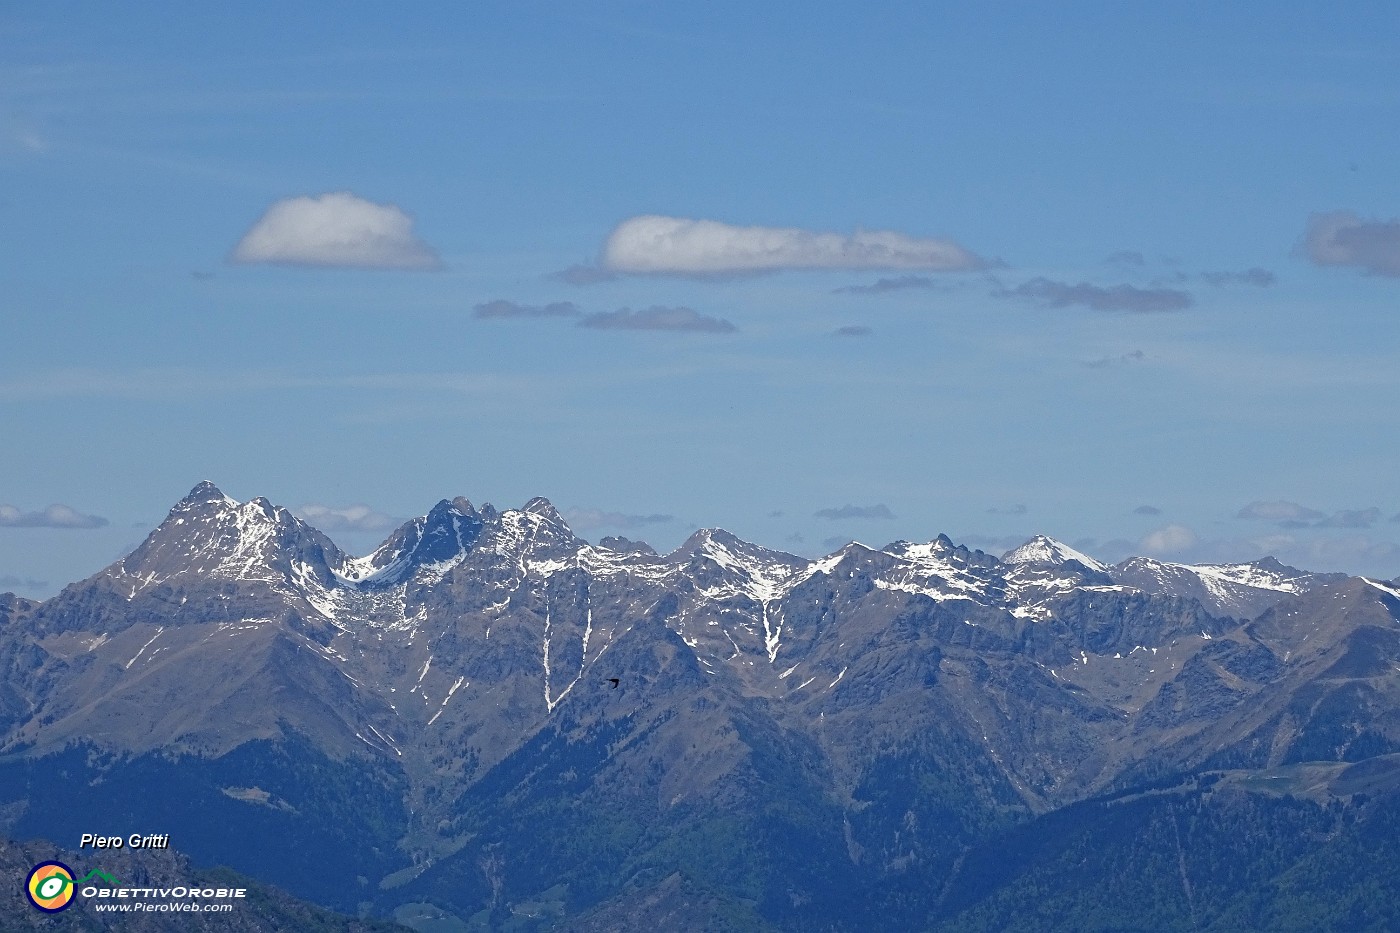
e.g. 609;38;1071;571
0;368;530;401
1236;500;1326;524
814;504;895;520
1140;523;1197;556
1083;349;1146;369
986;503;1028;515
1105;250;1146;267
1134;504;1162;516
958;533;1033;554
1236;500;1384;529
550;264;619;285
295;504;398;533
468;299;733;333
1151;530;1400;578
1201;267;1276;287
473;299;582;319
563;508;674;531
1302;210;1400;277
999;278;1192;313
1317;507;1383;529
832;325;873;337
9;126;47;154
0;574;48;590
597;215;988;277
831;275;947;295
0;503;108;529
231;191;441;270
579;306;736;333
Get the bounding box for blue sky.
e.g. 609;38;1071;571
4;2;1400;596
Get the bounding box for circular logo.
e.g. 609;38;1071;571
25;861;76;913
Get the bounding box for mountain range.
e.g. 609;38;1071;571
3;482;1400;930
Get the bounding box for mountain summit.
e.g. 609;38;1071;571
1002;533;1108;572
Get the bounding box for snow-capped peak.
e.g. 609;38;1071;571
1002;535;1106;573
522;496;569;526
177;480;237;508
337;498;483;585
1181;560;1307;595
671;529;806;602
115;484;344;595
1113;556;1314;597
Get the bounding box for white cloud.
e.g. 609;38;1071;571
295;504;397;533
1140;523;1197;556
231;192;441;269
599;215;986;276
0;503;108;529
14;129;46;153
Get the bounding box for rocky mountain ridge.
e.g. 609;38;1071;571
1;483;1397;930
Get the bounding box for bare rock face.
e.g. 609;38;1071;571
0;484;1396;929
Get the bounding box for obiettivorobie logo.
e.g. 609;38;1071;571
24;860;246;915
25;862;119;913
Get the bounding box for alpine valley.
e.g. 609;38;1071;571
4;482;1400;931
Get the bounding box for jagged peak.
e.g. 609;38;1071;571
1249;556;1293;574
161;484;302;533
425;497;478;522
112;483;346;595
499;498;574;537
163;485;306;536
885;535;958;557
817;540;891;568
500;498;581;542
680;527;733;548
1112;554;1169;572
677;526;744;554
175;480;235;509
522;496;563;519
340;497;488;584
599;535;657;556
247;496;284;521
675;527;796;562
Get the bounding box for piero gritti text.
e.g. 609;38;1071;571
80;832;170;849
